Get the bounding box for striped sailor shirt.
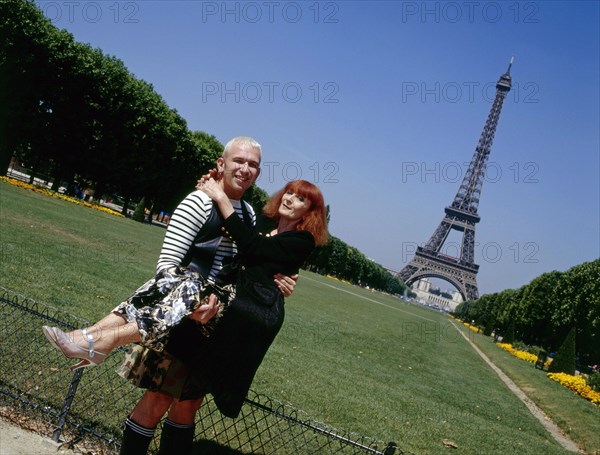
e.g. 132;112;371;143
156;190;256;282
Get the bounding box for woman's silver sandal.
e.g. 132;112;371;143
42;326;107;370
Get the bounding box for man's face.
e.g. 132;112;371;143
217;144;261;200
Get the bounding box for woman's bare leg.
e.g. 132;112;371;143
66;313;141;353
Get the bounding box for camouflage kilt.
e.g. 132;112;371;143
116;344;193;398
113;266;235;352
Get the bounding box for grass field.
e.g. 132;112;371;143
1;180;598;454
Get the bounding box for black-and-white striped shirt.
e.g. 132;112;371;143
156;190;256;282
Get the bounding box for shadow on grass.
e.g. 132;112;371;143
192;439;248;455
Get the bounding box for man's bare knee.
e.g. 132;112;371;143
130;391;174;427
167;398;203;425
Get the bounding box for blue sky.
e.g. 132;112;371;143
36;1;599;295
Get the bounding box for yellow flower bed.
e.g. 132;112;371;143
547;372;600;406
450;317;480;333
1;176;124;217
495;341;600;406
496;343;538;364
462;321;480;333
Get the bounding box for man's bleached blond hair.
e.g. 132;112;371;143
223;136;262;162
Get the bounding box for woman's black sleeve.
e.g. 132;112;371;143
220;212;315;263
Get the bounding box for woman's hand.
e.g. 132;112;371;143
200;178;228;204
195;169;220;191
199;177;235;218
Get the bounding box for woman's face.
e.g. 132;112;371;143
278;190;311;221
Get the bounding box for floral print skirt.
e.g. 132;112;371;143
112;266;235;352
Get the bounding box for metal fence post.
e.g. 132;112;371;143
51;369;84;443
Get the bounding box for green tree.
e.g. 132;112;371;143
244;184;270;215
155;129;224;214
1;1;218;210
343;247;365;284
0;0;56;174
548;326;577;375
516;271;562;348
502;322;516;344
328;237;348;277
552;259;600;364
190;131;223;174
454;259;599;366
132;197;146;223
495;288;523;333
304;243;328;274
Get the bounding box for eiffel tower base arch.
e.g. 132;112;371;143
399;252;479;302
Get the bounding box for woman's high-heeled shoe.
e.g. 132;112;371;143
42;326;108;370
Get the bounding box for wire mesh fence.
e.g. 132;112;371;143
0;287;399;454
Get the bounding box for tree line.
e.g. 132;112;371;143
305;236;408;295
1;0;225;215
453;259;600;366
0;0;407;295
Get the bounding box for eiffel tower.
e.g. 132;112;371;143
398;59;513;302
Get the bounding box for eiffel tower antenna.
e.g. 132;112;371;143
398;61;513;301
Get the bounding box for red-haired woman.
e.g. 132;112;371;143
43;178;328;416
174;177;329;417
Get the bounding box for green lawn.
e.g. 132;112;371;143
1;180;596;454
0;181;162;321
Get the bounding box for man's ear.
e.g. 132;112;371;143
216;156;225;172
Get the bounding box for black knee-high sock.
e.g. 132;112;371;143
119;417;156;455
157;419;195;455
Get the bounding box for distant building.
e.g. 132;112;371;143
411;278;463;312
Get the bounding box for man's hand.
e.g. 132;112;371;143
187;294;219;324
274;273;299;297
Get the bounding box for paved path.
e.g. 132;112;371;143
0;418;80;455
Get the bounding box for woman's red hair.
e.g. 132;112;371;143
262;180;329;246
